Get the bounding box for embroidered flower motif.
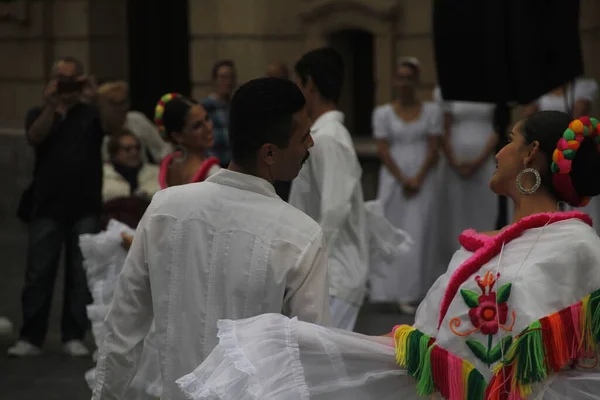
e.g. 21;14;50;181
449;270;516;366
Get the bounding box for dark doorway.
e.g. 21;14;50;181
328;30;374;136
127;0;191;120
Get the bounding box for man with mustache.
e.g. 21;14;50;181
93;78;331;400
291;47;369;331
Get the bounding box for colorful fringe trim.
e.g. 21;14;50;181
394;288;600;400
486;288;600;400
393;325;486;400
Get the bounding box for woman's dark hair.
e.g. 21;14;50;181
229;77;306;167
162;97;197;140
521;111;600;200
107;129;139;159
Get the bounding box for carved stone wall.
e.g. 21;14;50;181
0;0;128;129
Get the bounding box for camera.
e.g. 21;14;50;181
57;79;84;94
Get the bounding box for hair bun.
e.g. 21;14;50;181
571;136;600;197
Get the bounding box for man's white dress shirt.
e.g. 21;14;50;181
92;169;331;400
289;111;369;308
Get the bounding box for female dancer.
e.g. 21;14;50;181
155;93;220;188
178;111;600;400
369;58;442;314
434;86;499;261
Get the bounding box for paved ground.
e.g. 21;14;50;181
0;230;413;399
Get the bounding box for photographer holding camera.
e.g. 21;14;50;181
9;57;105;358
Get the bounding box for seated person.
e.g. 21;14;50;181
101;129;160;231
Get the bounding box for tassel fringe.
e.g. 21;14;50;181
394;288;600;400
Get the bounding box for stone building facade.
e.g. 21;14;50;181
0;0;599;232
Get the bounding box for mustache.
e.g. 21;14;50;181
302;151;310;164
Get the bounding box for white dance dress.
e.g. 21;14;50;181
433;87;498;263
177;211;600;400
80;220;162;399
369;103;443;304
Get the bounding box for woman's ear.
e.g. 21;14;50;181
523;140;540;167
171;131;184;145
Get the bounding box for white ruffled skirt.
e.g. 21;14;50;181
177;314;600;400
80;219;162;399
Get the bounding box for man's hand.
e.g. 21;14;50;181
43;79;58;107
79;75;98;103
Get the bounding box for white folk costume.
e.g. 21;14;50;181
289;110;368;330
177;211;600;400
92;169;332;400
433;87;498;264
80;220;162;400
369;102;443;304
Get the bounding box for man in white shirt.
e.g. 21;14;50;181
92;77;331;400
291;47;369;331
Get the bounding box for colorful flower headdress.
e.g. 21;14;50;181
551;116;600;207
154;92;182;139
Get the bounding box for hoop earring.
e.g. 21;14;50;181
516;168;541;195
173;145;188;163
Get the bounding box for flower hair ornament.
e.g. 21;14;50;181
154;92;182;140
551;116;600;207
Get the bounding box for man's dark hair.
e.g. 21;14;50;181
211;59;236;79
229;77;306;167
54;56;84;76
294;47;344;103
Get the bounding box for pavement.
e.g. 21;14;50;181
0;230;413;400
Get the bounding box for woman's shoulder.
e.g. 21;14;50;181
373;103;393;115
103;162;119;178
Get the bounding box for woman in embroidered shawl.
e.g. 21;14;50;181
176;111;600;400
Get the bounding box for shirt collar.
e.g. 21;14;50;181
311;110;344;132
205;169;279;199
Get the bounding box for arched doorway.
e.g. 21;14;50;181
328;29;374;136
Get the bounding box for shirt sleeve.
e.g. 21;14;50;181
25;106;43;131
372;106;389;140
92;213;154;400
310;133;360;250
433;86;451;112
283;229;332;327
427;104;444;136
130;112;172;161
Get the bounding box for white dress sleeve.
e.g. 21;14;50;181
176;313;600;400
372;106;389;140
426;103;444;136
433;86;451;113
574;78;599;103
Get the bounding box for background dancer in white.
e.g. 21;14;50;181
92;78;331;400
369;58;443;314
290;47;368;331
